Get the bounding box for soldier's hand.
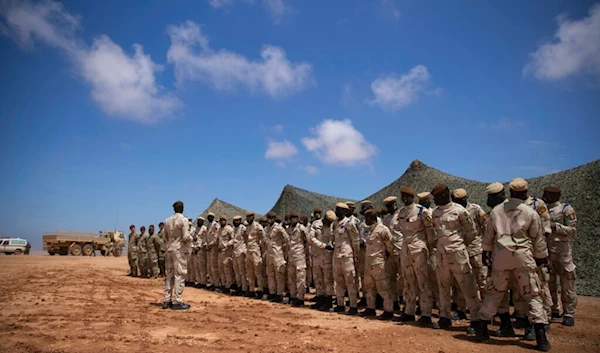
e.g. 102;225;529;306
535;257;549;267
325;244;334;251
483;251;492;267
551;222;557;231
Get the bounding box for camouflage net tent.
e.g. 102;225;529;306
196;198;261;223
270;185;353;219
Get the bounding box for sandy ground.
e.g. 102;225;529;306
0;256;599;353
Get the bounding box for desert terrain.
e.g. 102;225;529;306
1;255;599;353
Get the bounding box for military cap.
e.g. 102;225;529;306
266;211;276;218
486;182;504;194
313;207;323;213
245;211;254;216
198;216;205;221
259;216;267;222
431;184;448;196
173;200;184;208
345;201;355;207
452;188;467;199
325;210;337;221
544;186;561;194
233;215;242;221
509;178;528;192
400;187;416;196
275;215;282;222
364;209;378;217
417;192;430;200
289;211;299;217
336;202;349;209
380;208;389;215
207;211;215;217
220;215;228;220
360;200;373;205
129;224;135;228
383;196;397;204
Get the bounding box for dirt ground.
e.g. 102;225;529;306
1;256;599;353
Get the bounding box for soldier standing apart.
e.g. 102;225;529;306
217;216;235;294
138;226;149;278
148;225;160;278
232;216;248;296
430;184;481;332
127;225;139;277
244;211;265;299
158;222;167;276
163;201;193;310
476;179;550;351
266;212;289;303
383;196;404;312
393;187;436;326
360;209;395;320
332;202;360;315
287;211;308;307
194;218;208;288
543;186;578;327
307;210;335;311
205;212;221;290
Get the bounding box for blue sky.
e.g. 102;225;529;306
1;0;599;249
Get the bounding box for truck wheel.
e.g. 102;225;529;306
100;250;106;256
82;244;94;256
13;249;23;255
113;248;123;257
48;251;56;256
71;244;82;256
58;248;68;256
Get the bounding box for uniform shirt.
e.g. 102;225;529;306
217;224;234;252
232;225;247;257
157;230;166;254
267;223;290;266
332;216;359;259
206;221;221;250
431;202;476;253
164;212;192;252
365;222;394;266
195;225;207;249
244;221;264;256
307;221;333;259
482;198;547;271
465;203;488;257
148;232;161;256
547;202;577;270
394;203;436;254
525;196;552;235
309;219;324;254
128;231;139;252
385;212;404;255
138;232;149;252
287;223;307;263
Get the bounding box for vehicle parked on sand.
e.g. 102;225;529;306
0;237;30;255
42;230;125;256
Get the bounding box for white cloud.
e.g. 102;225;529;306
167;21;313;99
301;119;377;166
477;117;525;131
300;165;319;175
208;0;236;8
524;4;600;81
369;65;432;111
0;0;180;124
205;0;287;24
380;0;400;21
265;140;298;160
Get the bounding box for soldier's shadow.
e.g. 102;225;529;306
453;333;537;349
149;302;165;308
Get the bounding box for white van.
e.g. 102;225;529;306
0;238;30;255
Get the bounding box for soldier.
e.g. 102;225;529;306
356;200;374;307
307;210;335;311
127;225;139;277
418;191;439;310
259;216;270;295
163;201;193;310
186;219;197;286
543;186;578;327
205;212;221;290
148;225;160;278
217;215;235;294
158;222;166;276
392;187;436;326
286;211;308;307
138;226;149;278
476;178;550;352
382;196;403;312
105;241;113;257
332;202;360;315
430;184;481;332
230;216;248;296
266;212;289;302
245;211;265;299
194;218;208;288
360;209;395;320
300;215;312;294
308;207;323;302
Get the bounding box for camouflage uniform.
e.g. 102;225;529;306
127;231;140;276
364;221;394;312
186;226;197;283
164;212;192;304
195;225;208;286
232;223;248;292
266;223;289;296
158;229;166;276
138;232;150;278
148;231;161;277
245;221;265;292
384;213;404;304
307;219;334;297
206;220;221;287
287;223;308;301
333;216;360;308
217;224;235;289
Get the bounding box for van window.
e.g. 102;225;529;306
10;240;18;245
1;240;8;245
19;240;27;245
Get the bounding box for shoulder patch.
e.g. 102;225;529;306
483;213;489;222
463;211;473;224
536;205;547;215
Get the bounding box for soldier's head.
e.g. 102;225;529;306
345;201;355;217
364;209;378;226
233;216;242;227
149;225;155;235
129;224;135;232
417;192;431;208
275;215;283;224
300;215;309;226
542;186;561;204
207;212;215;223
140;226;146;233
288;211;299;227
379;208;388;218
486;182;505;208
324;210;336;226
509;178;528;201
197;217;205;227
159;222;164;230
246;211;255;224
311;207;322;222
173;200;184;214
431;184;451;206
267;211;277;225
400;187;416;206
359;200;374;216
383;196;397;214
259;216;268;227
451;188;468;208
335;202;349;220
219;215;228;227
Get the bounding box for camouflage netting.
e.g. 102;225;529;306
270;185;354;218
196;198;261;222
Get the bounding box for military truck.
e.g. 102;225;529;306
42;230;125;256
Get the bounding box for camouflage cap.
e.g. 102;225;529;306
486;182;504;194
245;211;255;216
417;192;430;200
360;200;373;205
335;202;349;209
325;210;337;221
509;178;528;192
431;184;448;196
207;212;215;217
400;187;416;196
383;196;397;204
452;188;467;199
233;216;242;221
544;186;561;194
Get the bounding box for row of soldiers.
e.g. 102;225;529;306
153;179;577;352
127;223;167;278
